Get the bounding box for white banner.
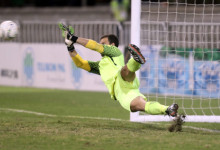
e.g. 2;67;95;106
0;43;116;92
0;43;22;86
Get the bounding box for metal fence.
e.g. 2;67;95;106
0;21;123;44
1;21;220;49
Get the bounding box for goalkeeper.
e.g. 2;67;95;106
59;25;178;117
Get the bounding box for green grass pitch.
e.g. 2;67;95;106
0;86;220;150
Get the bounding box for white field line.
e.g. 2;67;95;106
0;108;220;133
184;126;220;133
0;108;127;122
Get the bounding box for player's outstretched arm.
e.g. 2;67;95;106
67;38;101;75
75;37;89;46
59;23;100;72
59;23;104;53
65;38;91;71
76;37;104;54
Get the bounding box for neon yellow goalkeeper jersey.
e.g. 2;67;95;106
88;45;124;99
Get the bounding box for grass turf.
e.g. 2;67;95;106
0;86;220;150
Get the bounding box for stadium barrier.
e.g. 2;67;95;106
0;43;126;91
139;45;220;98
0;21;124;91
1;21;220;97
1;20;220;48
0;21;123;44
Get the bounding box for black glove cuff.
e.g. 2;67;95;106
67;44;75;52
70;35;78;43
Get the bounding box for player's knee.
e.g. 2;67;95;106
130;104;144;112
121;66;135;82
121;65;130;74
130;96;146;112
130;105;138;112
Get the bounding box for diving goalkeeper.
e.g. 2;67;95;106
59;25;178;117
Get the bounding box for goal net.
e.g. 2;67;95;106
130;0;220;122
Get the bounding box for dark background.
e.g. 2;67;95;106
0;0;109;7
0;0;219;7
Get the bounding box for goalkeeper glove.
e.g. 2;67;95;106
58;23;78;43
65;38;75;52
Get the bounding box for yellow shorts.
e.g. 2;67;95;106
114;71;147;111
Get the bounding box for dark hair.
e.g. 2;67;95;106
100;34;119;47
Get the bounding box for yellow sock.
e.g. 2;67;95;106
145;101;168;115
127;58;141;72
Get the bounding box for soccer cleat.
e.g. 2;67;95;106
127;44;146;64
165;103;179;117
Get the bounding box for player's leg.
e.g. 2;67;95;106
130;96;168;115
115;71;179;117
121;65;136;82
121;44;146;82
130;96;179;117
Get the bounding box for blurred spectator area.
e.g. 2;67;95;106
0;1;113;21
1;0;219;7
0;0;111;7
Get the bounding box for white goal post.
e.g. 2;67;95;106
130;0;220;123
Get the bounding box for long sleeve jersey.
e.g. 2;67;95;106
72;43;125;99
